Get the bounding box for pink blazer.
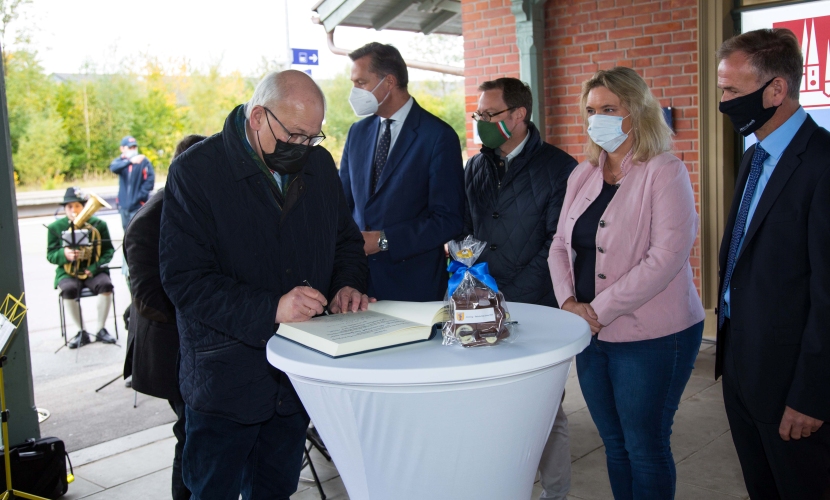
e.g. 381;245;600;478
548;152;705;342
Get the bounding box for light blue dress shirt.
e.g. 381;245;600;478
724;106;807;317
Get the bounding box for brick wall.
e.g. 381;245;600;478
461;0;520;155
461;0;702;293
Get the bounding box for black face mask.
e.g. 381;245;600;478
719;78;779;137
257;111;312;175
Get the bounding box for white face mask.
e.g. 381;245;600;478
348;78;390;117
587;114;630;153
124;148;138;159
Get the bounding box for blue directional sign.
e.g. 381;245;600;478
292;48;319;66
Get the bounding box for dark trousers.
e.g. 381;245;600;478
183;406;309;500
576;321;703;500
721;321;830;500
58;273;113;298
169;398;191;500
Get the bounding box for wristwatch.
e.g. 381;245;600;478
378;230;388;252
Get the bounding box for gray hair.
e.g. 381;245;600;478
244;70;327;119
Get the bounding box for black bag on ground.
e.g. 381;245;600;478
0;436;69;498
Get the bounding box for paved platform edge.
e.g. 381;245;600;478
69;422;174;467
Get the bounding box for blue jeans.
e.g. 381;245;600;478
576;322;703;499
183;406;309;500
119;207;138;231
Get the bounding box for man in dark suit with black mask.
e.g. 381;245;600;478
716;28;830;499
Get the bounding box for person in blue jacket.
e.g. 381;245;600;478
159;70;369;500
340;42;465;301
109;135;155;229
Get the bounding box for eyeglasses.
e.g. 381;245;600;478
263;107;326;147
471;107;516;122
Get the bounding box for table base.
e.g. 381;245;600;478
289;359;572;500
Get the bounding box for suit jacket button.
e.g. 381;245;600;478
261;339;266;345
286;268;292;274
599;220;606;228
597;247;605;253
366;225;372;231
278;400;282;406
598;273;607;279
490;244;497;251
492;212;499;219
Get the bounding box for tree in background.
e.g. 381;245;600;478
186;62;252;137
55;71;138;180
4;32;466;186
318;67;359;165
5;48;69;186
130;58;185;170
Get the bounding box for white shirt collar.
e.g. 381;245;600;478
383;96;414;124
502;129;531;163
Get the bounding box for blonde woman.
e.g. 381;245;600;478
548;67;704;499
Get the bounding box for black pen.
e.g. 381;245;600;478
303;280;330;315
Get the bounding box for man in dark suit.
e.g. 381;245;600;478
716;28;830;499
340;42;465;301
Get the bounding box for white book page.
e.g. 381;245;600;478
292;311;421;344
367;301;446;325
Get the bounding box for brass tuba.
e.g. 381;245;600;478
64;193;111;279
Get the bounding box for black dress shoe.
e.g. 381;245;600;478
96;328;117;344
67;331;91;349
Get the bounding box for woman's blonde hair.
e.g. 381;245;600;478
579;67;672;165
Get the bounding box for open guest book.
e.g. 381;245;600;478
276;301;448;358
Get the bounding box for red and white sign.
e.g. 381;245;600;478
775;16;830;108
744;1;830;111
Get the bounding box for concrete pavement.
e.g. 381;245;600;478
57;345;749;500
17;212;749;499
20;213;176;453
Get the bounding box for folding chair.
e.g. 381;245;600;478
57;287;119;357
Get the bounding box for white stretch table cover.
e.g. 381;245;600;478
267;303;591;500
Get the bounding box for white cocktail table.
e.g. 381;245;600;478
266;302;590;500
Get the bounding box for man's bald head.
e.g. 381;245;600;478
244;70;326;119
244;70;327;164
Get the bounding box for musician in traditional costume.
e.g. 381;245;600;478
47;187;117;348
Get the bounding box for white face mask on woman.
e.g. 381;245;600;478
348;78;390;117
587;114;631;153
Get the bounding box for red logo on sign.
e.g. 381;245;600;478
775;16;830;108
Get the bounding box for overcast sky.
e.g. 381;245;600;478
9;0;462;81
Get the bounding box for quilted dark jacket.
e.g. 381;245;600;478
462;122;576;307
160;105;367;424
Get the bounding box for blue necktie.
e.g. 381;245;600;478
718;143;769;329
371;119;393;195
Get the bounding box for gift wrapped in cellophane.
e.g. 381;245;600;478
442;236;514;347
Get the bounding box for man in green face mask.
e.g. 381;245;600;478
461;78;577;500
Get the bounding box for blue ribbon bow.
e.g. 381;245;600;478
447;260;500;296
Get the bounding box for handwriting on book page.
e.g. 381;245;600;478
326;316;415;342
